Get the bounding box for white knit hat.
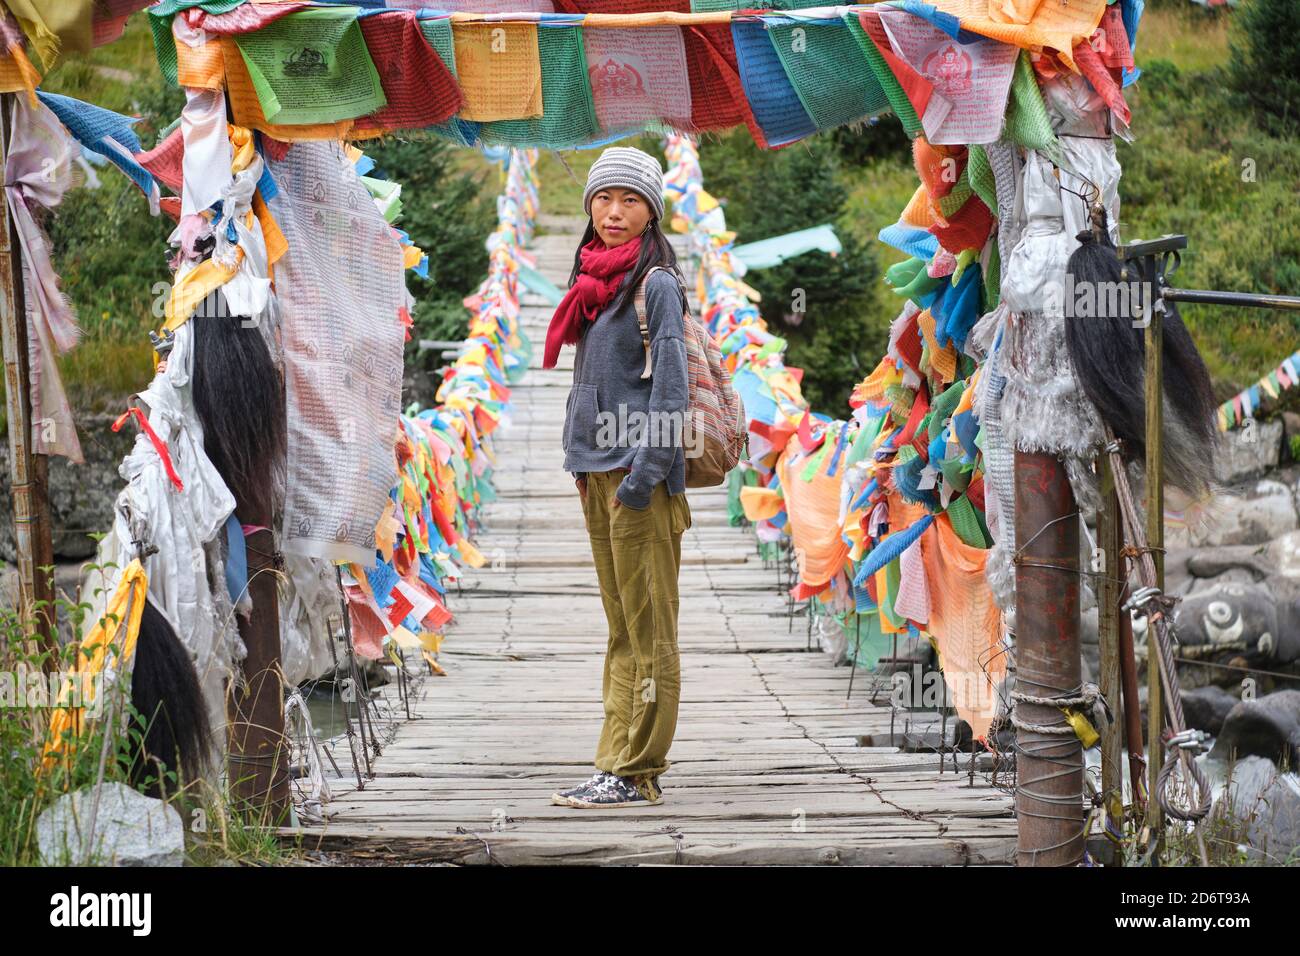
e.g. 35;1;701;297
582;146;666;222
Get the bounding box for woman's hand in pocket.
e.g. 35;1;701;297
576;475;588;503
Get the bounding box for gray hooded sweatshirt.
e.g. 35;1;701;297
562;267;689;510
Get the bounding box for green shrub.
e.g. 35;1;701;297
699;130;881;412
1231;0;1300;134
1119;60;1300;392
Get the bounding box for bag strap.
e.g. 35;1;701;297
633;266;689;380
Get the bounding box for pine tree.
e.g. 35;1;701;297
698;131;881;412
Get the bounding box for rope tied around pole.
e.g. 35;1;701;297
1010;683;1111;738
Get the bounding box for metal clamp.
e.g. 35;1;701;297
1122;585;1162;615
1164;728;1208;754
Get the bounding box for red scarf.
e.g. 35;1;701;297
542;233;643;369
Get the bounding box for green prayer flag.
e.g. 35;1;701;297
234;8;386;125
842;13;922;138
768;20;889;131
1005;51;1061;163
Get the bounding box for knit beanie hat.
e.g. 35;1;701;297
582;146;665;222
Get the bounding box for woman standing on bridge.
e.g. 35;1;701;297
541;146;692;809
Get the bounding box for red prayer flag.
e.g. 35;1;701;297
351;12;463;136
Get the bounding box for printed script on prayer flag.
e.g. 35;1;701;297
268;142;408;566
583;25;692;132
878;9;1017;146
234;8;386;125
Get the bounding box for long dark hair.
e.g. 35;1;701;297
1063;210;1217;493
190;289;287;521
567;214;685;319
129;599;212;798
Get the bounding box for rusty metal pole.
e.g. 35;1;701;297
0;93;57;663
1014;451;1084;866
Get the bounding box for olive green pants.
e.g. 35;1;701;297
579;469;691;783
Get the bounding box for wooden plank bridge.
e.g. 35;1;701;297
291;215;1016;865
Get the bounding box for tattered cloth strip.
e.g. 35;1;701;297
549;0;741;133
4;0;94;69
919;511;1006;741
0;11;40;98
267;141;409;566
187;1;309;35
93;0;156;49
171;13;225;90
730;18;816;148
919;0;1107;71
1004;50;1061;160
583;21;693;133
876;8;1017;145
779;433;850;590
36;91;159;212
148;0;246;86
40;559;148;773
844;10;921;136
177;87;232;217
418;17;483;146
5;95;84;462
683;18;764;140
222;34;353;140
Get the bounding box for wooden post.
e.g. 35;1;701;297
0;92;57;664
1144;285;1164;841
1014;450;1084;866
1117;576;1146;812
226;528;289;824
1096;458;1122;803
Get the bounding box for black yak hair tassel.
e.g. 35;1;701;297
129;599;212;797
190;289;286;520
1063;205;1217;494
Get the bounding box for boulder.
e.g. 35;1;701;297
1217;418;1283;484
1245;774;1300;864
1211;755;1300;864
37;782;185;866
1211;754;1279;821
1181;685;1239;736
1177;479;1297;548
1209;690;1300;768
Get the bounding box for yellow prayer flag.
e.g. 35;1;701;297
450;23;543;122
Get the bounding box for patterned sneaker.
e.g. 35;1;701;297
551;770;609;806
565;773;663;808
